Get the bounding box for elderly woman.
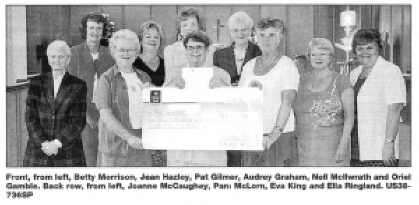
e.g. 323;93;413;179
350;29;406;167
164;7;214;69
95;29;153;166
164;31;231;166
133;21;166;166
67;12;115;167
238;17;299;167
213;11;261;167
24;40;87;167
213;11;262;86
294;38;354;167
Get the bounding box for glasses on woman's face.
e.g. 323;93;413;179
186;45;205;52
230;28;252;34
116;48;136;54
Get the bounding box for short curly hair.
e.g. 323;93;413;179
256;17;285;35
182;31;211;49
352;29;383;54
79;12;108;39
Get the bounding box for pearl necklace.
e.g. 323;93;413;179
258;52;279;70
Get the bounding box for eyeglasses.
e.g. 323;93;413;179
116;48;136;54
186;45;205;52
230;28;252;33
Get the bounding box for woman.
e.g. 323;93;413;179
24;40;87;167
213;11;261;167
350;29;406;167
134;21;165;86
67;12;115;167
133;21;166;166
164;7;213;69
213;11;262;86
95;29;153;166
294;38;354;167
164;31;231;166
238;17;299;167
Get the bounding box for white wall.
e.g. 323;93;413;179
6;6;27;87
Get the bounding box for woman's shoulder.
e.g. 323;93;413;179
164;42;182;52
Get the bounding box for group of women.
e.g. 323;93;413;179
24;7;406;167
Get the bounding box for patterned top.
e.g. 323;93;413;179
294;72;351;130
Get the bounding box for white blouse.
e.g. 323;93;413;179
239;56;299;133
350;56;406;160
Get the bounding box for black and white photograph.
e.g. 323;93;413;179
2;1;417;204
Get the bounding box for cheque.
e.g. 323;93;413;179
140;87;263;150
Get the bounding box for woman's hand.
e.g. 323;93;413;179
249;80;263;90
262;129;282;150
335;136;350;163
166;77;185;89
382;141;396;166
127;137;143;149
209;77;228;88
41;141;59;156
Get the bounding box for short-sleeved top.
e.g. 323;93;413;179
349;56;406;160
133;56;165;86
238;56;299;133
294;72;352;130
95;65;152;153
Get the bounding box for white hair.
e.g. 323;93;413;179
47;40;71;58
228;11;254;29
109;29;140;53
46;40;71;65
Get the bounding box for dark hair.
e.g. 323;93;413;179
79;12;108;39
256;17;285;35
182;31;211;48
177;7;204;38
352;29;383;54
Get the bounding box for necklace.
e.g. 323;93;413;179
141;55;159;63
258;52;279;70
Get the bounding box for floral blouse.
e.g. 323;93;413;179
294;72;351;130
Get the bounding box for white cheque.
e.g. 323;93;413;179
140;88;263;150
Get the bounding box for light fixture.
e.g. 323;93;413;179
335;6;357;75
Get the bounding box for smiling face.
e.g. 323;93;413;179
180;17;199;38
85;20;104;46
112;39;138;68
185;40;207;67
309;46;332;70
355;42;380;68
229;22;252;45
47;46;70;72
256;27;281;53
141;28;161;51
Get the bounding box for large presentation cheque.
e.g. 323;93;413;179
140;88;263;150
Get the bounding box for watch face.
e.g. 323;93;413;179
150;90;161;103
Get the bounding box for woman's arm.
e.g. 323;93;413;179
335;87;354;162
100;109;143;149
382;103;404;166
25;79;48;147
263;89;296;149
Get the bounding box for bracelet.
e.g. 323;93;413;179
384;138;395;143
